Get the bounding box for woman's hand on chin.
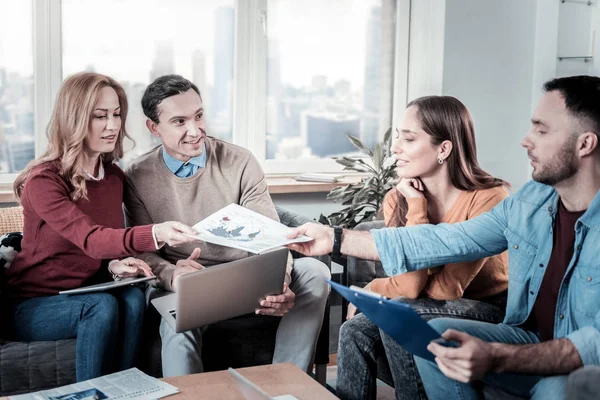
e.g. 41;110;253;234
396;178;425;198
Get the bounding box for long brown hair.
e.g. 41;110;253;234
13;72;130;201
390;95;508;226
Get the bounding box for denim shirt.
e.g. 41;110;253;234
371;181;600;366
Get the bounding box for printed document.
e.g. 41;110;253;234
189;204;312;254
9;368;178;400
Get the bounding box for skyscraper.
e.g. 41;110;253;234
361;5;382;151
192;50;208;98
266;39;284;146
7;135;34;173
361;0;395;151
303;111;360;157
150;41;175;82
213;6;235;119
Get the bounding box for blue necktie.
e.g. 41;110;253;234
178;163;197;178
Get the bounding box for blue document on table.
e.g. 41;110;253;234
328;279;441;361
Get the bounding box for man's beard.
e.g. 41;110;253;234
533;135;579;186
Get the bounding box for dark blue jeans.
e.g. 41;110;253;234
415;318;558;400
5;286;145;381
336;292;507;400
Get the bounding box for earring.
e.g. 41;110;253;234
438;157;444;165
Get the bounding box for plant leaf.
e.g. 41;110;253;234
317;214;331;226
323;127;398;227
383;126;392;147
373;143;382;172
347;134;373;156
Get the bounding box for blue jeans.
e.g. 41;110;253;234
415;318;569;400
336;293;507;400
5;286;145;381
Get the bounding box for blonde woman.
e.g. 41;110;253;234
3;72;199;381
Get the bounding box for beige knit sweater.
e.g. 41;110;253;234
124;137;292;291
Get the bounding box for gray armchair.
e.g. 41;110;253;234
0;206;330;396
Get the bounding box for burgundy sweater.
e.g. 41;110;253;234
5;161;156;298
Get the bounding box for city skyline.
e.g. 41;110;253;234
2;0;380;90
0;0;394;173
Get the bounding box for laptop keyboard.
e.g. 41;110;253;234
169;309;177;320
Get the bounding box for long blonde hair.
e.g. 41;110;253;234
14;72;130;201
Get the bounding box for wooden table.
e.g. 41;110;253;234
161;363;337;399
0;363;335;400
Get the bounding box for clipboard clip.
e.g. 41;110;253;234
349;285;388;301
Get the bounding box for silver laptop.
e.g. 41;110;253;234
152;248;288;333
228;368;298;400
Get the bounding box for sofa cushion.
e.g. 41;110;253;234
0;207;24;236
0;339;76;396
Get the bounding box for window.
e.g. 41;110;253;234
62;0;235;168
0;0;35;175
264;0;396;166
0;0;408;187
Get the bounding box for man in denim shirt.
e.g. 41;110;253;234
288;75;600;399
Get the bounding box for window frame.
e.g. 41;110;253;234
0;0;410;188
234;0;411;174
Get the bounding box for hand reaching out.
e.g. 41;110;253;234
286;222;333;257
153;221;201;248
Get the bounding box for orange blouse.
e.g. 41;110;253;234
367;186;509;300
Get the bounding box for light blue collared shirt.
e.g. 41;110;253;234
371;180;600;366
162;144;207;178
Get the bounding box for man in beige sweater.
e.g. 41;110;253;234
123;74;330;377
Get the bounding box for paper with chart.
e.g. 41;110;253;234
190;204;313;254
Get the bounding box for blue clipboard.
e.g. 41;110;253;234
328;279;441;361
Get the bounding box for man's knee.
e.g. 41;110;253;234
292;258;330;297
428;317;462;334
159;319;202;347
531;375;568;399
566;367;600;400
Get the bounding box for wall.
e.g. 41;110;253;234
442;0;537;190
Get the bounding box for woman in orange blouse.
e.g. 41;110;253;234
336;96;509;400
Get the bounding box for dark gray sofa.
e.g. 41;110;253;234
0;207;330;397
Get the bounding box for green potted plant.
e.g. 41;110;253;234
319;127;397;229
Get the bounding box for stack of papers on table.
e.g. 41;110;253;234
9;368;178;400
